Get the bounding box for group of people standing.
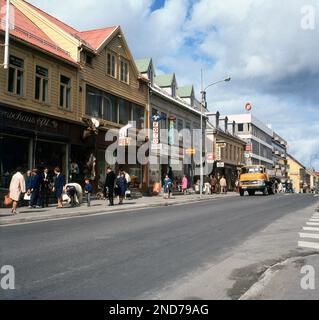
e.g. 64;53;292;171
202;175;228;195
103;168;130;206
8;167;71;214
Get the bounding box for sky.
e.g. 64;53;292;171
28;0;319;170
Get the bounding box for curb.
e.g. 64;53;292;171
0;195;237;226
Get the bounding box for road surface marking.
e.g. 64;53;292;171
303;227;319;232
309;219;319;222
306;222;319;226
299;233;319;240
298;241;319;250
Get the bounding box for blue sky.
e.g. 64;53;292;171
28;0;319;170
150;0;166;11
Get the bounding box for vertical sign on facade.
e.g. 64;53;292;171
168;116;176;146
153;121;159;144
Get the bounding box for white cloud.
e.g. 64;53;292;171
27;0;319;170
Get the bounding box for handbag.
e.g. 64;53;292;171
24;193;31;201
4;193;13;206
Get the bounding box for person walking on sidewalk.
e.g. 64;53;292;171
220;176;227;194
182;175;188;195
104;167;116;206
163;175;173;199
9;167;26;215
52;167;65;209
30;169;41;208
84;179;93;207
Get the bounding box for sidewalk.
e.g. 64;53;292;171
0;193;238;226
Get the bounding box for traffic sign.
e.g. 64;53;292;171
245;103;252;111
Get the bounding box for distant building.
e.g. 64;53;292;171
225;114;274;170
206;113;246;191
287;154;307;193
135;58;206;189
272;132;288;182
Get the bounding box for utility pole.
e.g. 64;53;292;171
200;69;204;198
3;0;10;69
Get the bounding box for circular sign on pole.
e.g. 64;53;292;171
245;103;252;112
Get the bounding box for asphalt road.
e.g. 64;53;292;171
0;194;317;300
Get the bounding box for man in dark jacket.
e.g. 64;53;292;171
104;167;116;206
52;167;65;208
40;167;51;208
30;169;41;208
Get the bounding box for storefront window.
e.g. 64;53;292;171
119;99;131;125
0;135;29;189
86;85;118;123
132;104;145;129
34;140;66;172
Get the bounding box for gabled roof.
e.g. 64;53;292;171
0;0;74;63
287;154;306;169
22;0;79;35
77;26;118;51
135;58;152;73
155;74;175;87
22;0;118;51
178;85;194;98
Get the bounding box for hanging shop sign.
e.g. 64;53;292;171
153;121;159;144
168;116;176;145
207;152;214;164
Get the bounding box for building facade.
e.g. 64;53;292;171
272;132;288;182
135;58;206;191
206;114;246;191
226;114;274;171
287;154;307;193
0;0;149;203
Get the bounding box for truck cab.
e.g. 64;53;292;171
239;165;275;196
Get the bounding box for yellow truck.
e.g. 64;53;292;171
239;165;275;196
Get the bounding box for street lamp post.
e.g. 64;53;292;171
199;71;231;198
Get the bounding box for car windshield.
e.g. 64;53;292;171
241;167;264;174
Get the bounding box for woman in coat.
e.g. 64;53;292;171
181;175;188;195
116;172;128;205
52;167;65;208
163;175;173;199
9;167;26;214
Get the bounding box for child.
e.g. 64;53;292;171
84;179;93;207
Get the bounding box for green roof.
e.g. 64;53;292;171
155;74;174;87
135;58;151;73
177;85;194;98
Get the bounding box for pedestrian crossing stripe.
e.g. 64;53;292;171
303;227;319;232
298;241;319;250
306;222;319;226
299;233;319;240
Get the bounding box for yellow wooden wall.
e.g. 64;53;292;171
0;37;80;121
